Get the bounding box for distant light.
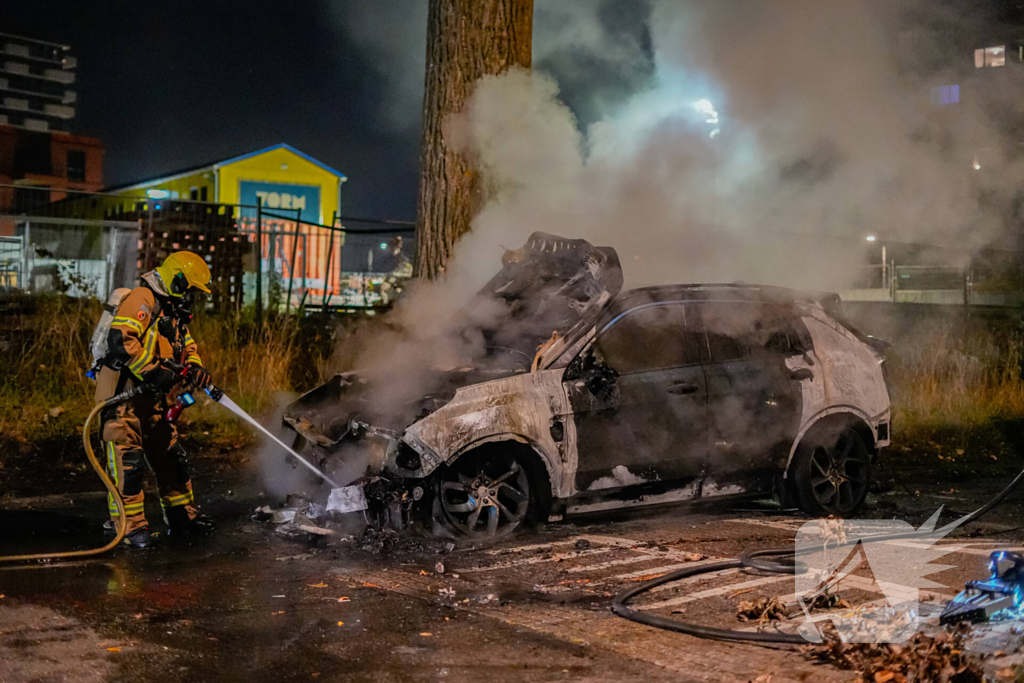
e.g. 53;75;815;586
866;235;876;242
380;242;388;250
155;204;162;210
694;99;721;138
973;160;982;170
146;189;170;199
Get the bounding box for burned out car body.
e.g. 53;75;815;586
285;234;891;535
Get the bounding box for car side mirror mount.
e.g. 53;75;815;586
789;367;814;381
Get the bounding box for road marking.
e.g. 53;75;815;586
458;547;618;573
576;535;646;549
637;573;792;611
882;540;1024;558
725;518;804;532
483;538;581;555
567;549;705;574
604;558;728;583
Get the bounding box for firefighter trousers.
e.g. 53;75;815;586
100;398;198;534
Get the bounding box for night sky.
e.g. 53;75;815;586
7;1;1017;225
2;1;427;220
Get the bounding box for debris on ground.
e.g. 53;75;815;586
737;596;788;623
574;538;591;551
252;506;297;524
354;526;401;555
806;593;853;611
804;624;984;683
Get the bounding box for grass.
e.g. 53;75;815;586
0;294;352;458
884;320;1024;481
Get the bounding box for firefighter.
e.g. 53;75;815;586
95;251;217;548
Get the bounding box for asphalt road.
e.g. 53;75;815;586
2;462;1024;682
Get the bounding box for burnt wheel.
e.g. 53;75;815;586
793;425;871;518
437;449;532;538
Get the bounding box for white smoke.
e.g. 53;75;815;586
439;0;1024;293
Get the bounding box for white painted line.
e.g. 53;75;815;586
637;573;792;611
459;547;617;573
604;558;728;583
575;534;645;549
483;538;580;555
567;549;705;574
881;540;1024;558
724;518;804;532
778;573;958;606
481;534;642;558
646;567;744;595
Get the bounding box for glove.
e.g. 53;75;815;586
186;363;212;390
142;365;179;393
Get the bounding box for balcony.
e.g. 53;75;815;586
42;69;74;85
43;103;73;119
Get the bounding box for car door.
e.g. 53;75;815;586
564;302;708;494
689;301;808;490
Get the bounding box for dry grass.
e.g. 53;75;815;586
888;322;1024;431
0;295;342;451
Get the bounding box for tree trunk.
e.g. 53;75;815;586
415;0;534;279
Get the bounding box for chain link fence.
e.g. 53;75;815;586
0;183;414;311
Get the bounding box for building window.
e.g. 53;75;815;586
975;45;1006;67
931;85;959;105
66;150;86;182
200;186;208;201
190;186;199;200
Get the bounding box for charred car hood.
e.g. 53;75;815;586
471;232;623;363
282;232;623;448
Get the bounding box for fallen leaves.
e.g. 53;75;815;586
419;632;432;637
737;597;788;623
106;647;121;652
803;624;984;683
307;583;328;588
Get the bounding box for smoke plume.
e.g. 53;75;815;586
438;0;1024;292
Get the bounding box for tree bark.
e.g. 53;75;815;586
415;0;534;279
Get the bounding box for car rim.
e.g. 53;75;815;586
808;432;869;512
439;456;530;537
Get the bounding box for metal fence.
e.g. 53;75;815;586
0;183;415;312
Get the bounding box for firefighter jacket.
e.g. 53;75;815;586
94;271;201;403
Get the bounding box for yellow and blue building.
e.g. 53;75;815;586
107;143;346;225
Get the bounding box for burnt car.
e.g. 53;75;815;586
284;233;891;537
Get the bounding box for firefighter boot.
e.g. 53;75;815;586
124;526;159;549
165;506;216;538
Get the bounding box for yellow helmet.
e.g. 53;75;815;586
156;251;211;296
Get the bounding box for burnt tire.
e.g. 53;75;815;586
434;445;546;539
792;424;871;518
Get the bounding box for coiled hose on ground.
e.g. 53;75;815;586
0;387;146;563
612;466;1024;644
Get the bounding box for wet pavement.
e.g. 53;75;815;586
3;460;1024;682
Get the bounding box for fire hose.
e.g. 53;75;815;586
1;364;334;564
0;385;145;564
611;465;1024;644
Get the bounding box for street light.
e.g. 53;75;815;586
866;235;876;242
694;99;720;138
